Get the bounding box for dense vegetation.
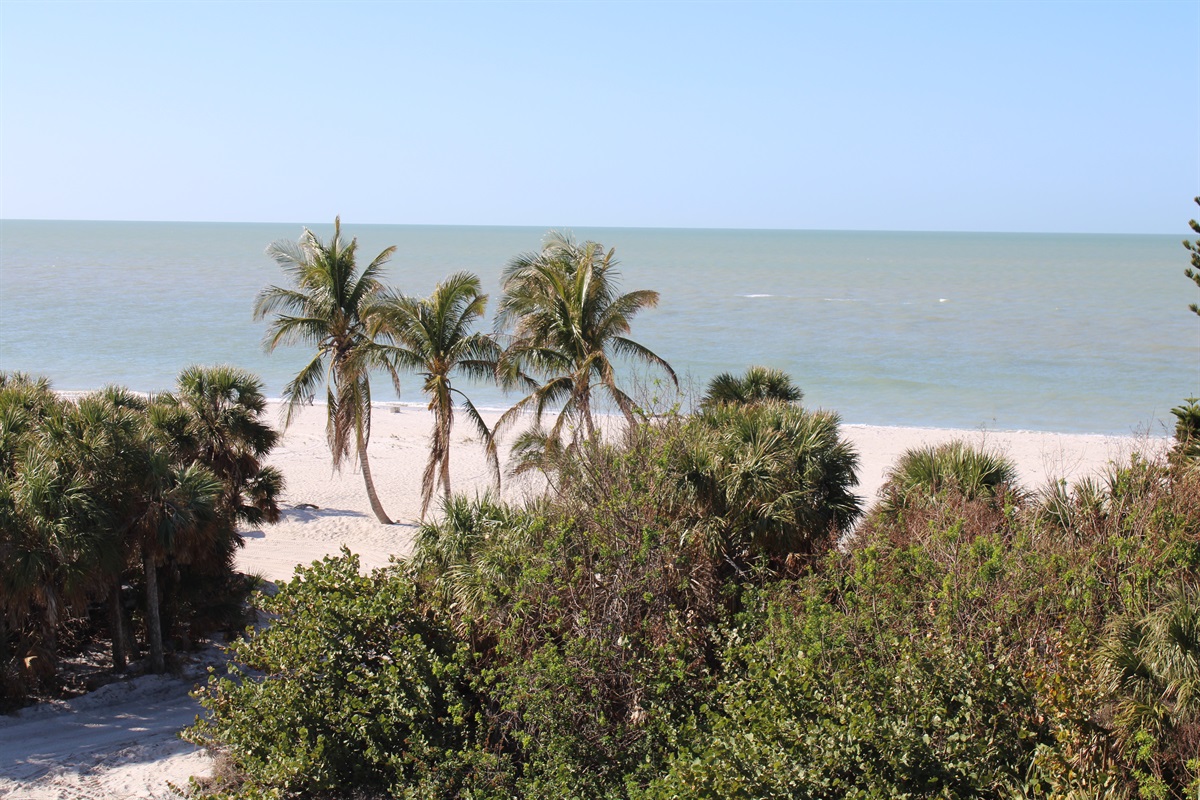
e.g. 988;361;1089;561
183;369;1200;797
0;366;282;707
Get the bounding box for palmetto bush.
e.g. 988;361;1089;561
878;440;1020;520
408;494;534;637
678;402;861;562
1097;582;1200;795
699;365;802;410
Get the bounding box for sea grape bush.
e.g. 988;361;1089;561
185;551;513;799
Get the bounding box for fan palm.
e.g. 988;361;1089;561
1097;582;1200;786
367;272;502;520
153;364;283;528
679;402;862;560
253;217;397;524
495;231;676;441
74;387;221;673
878;440;1020;519
701;365;803;409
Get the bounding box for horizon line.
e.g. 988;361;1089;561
0;216;1184;238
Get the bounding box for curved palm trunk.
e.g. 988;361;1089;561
356;420;392;524
143;547;164;673
438;388;453;507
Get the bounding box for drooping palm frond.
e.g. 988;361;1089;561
367;272;501;520
495;232;676;445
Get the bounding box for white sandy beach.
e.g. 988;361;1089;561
0;402;1166;799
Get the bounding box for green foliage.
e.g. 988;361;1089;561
495;230;677;441
1097;582;1200;793
1183;197;1200;317
154;364;283;528
680;402;861;561
878;440;1020;520
699;365;802;409
1170;398;1200;468
186;552;501;799
189;391;1200;799
0;367;281;705
643;588;1039;799
408;494;533;635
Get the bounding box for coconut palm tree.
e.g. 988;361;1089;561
253;217;397;524
367;272;503;520
495;231;676;441
700;365;803;409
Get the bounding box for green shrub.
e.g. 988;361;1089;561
878;440;1020;520
187;423;1200;799
680;403;862;562
642;587;1040;799
185;552;505;798
699;365;802;409
1096;582;1200;796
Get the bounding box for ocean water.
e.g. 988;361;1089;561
1;220;1197;435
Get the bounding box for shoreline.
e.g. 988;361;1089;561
52;389;1173;440
232;401;1165;584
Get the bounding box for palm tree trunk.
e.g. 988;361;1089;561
439;396;453;506
110;580;127;673
356;420;393;524
579;384;597;441
440;448;452;506
143;547;165;673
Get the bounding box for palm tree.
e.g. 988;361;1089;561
153;364;284;529
127;453;220;673
74;387;221;674
253;217;397;524
680;402;862;561
700;365;803;409
495;231;676;441
367;272;503;520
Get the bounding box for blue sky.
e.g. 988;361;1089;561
1;1;1196;233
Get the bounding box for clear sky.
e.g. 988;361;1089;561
1;0;1196;233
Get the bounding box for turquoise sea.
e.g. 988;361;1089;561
1;220;1197;435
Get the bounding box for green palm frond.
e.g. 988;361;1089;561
879;440;1020;518
254;219;396;522
701;365;803;409
368;272;500;519
496;232;674;443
